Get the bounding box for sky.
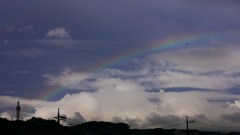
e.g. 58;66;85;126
1;0;240;131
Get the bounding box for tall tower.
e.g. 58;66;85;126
16;101;21;120
57;108;60;124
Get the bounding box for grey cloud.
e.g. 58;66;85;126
148;46;232;73
148;98;161;103
146;113;184;128
112;117;142;129
43;52;240;93
222;113;240;123
193;114;208;121
112;113;208;129
67;112;86;125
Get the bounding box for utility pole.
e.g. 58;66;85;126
186;116;189;135
53;108;67;124
186;116;195;135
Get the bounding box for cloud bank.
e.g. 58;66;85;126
1;42;240;131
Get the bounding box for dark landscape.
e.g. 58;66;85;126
0;117;239;135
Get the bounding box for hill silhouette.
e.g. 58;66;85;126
0;117;239;135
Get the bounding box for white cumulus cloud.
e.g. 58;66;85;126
46;27;71;38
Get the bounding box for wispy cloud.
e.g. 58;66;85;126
1;48;47;58
0;23;33;33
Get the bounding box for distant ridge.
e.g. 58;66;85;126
0;117;238;135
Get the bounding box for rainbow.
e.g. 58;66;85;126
90;32;213;72
37;32;216;100
35;85;66;101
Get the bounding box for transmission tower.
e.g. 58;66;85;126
16;101;21;121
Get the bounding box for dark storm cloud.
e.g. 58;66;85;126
1;0;239;40
112;113;209;129
146;113;184;127
222;113;240;123
156;87;213;93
